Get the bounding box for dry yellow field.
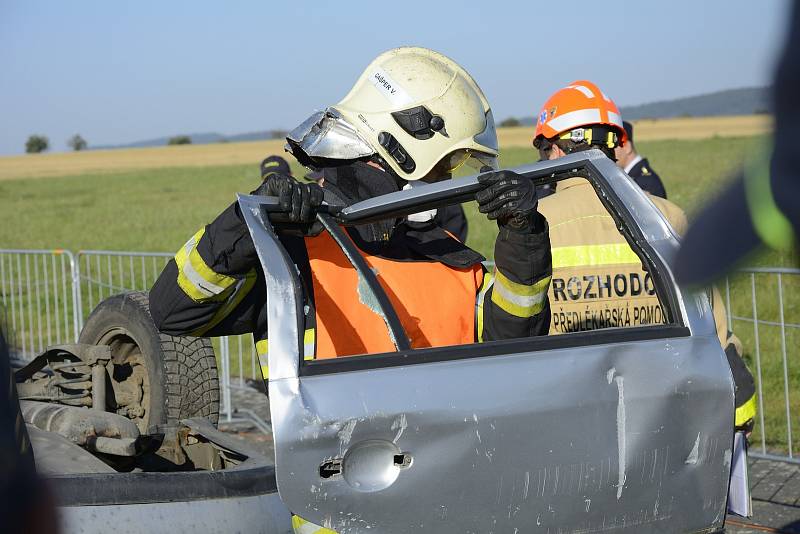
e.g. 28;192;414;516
0;115;772;181
498;114;772;147
0;138;288;181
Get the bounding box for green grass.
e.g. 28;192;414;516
1;135;795;266
1;136;798;453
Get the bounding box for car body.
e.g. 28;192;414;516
40;418;292;534
235;149;735;533
29;150;732;533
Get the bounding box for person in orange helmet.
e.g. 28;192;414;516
532;80;756;432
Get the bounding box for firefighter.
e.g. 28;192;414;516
151;47;551;362
674;2;799;285
531;80;755;431
614;120;668;199
151;47;552;534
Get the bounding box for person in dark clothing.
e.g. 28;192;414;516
150;47;552;378
0;328;58;534
614;121;668;199
673;3;799;285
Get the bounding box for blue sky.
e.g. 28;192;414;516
0;0;791;154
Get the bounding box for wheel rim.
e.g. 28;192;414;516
94;327;152;433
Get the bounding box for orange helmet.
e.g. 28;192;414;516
533;80;627;149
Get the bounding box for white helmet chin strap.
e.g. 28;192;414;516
402;182;438;223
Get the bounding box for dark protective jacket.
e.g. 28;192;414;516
433;204;469;243
150;198;552;370
628;157;667;199
772;2;800;233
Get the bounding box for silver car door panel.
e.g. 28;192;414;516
239;151;734;533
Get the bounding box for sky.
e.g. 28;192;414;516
0;0;791;155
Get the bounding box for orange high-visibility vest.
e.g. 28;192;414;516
305;231;483;359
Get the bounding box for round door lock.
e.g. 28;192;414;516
341;439;413;492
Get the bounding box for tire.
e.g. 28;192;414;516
78;291;219;432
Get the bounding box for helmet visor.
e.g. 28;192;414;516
285;108;375;166
443;148;499;175
473;109;499;153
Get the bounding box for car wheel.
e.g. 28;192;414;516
78;291;219;432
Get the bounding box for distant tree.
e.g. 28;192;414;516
268;129;288;140
25;135;49;154
67;134;88;151
499;117;521;128
167;135;192;145
753;108;770;115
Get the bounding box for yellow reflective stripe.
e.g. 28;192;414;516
551;243;641;269
475;270;493;343
257;329;316;380
491;269;550;318
255;339;270;379
256;339;270;380
175;228;238;302
292;515;338;534
188;268;257;336
735;394;757;428
303;328;315;358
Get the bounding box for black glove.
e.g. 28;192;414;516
253;172;324;234
475;169;542;232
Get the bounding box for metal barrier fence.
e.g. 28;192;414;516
0;248;264;429
0;249;79;361
1;248;797;459
724;267;800;464
74;250;262;426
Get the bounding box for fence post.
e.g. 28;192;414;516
63;250;82;342
777;273;793;458
725;276;732;333
750;273;767;455
220;336;232;423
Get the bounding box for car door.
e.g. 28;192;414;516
240;151;734;533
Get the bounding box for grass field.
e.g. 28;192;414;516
0;114;772;181
0;134;785;256
1;117;798;454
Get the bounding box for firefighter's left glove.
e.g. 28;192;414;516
253;172;324;236
476;169;544;233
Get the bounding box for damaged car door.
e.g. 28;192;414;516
239;151;735;533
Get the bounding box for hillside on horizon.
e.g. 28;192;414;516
93;129;288;150
97;86;770;149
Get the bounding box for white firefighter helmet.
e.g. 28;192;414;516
286;47;499;181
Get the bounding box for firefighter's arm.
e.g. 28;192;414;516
150;164;323;337
475;170;552;341
150;201;264;337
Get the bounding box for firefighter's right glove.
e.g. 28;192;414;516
476;169;544;233
252;172;324;235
